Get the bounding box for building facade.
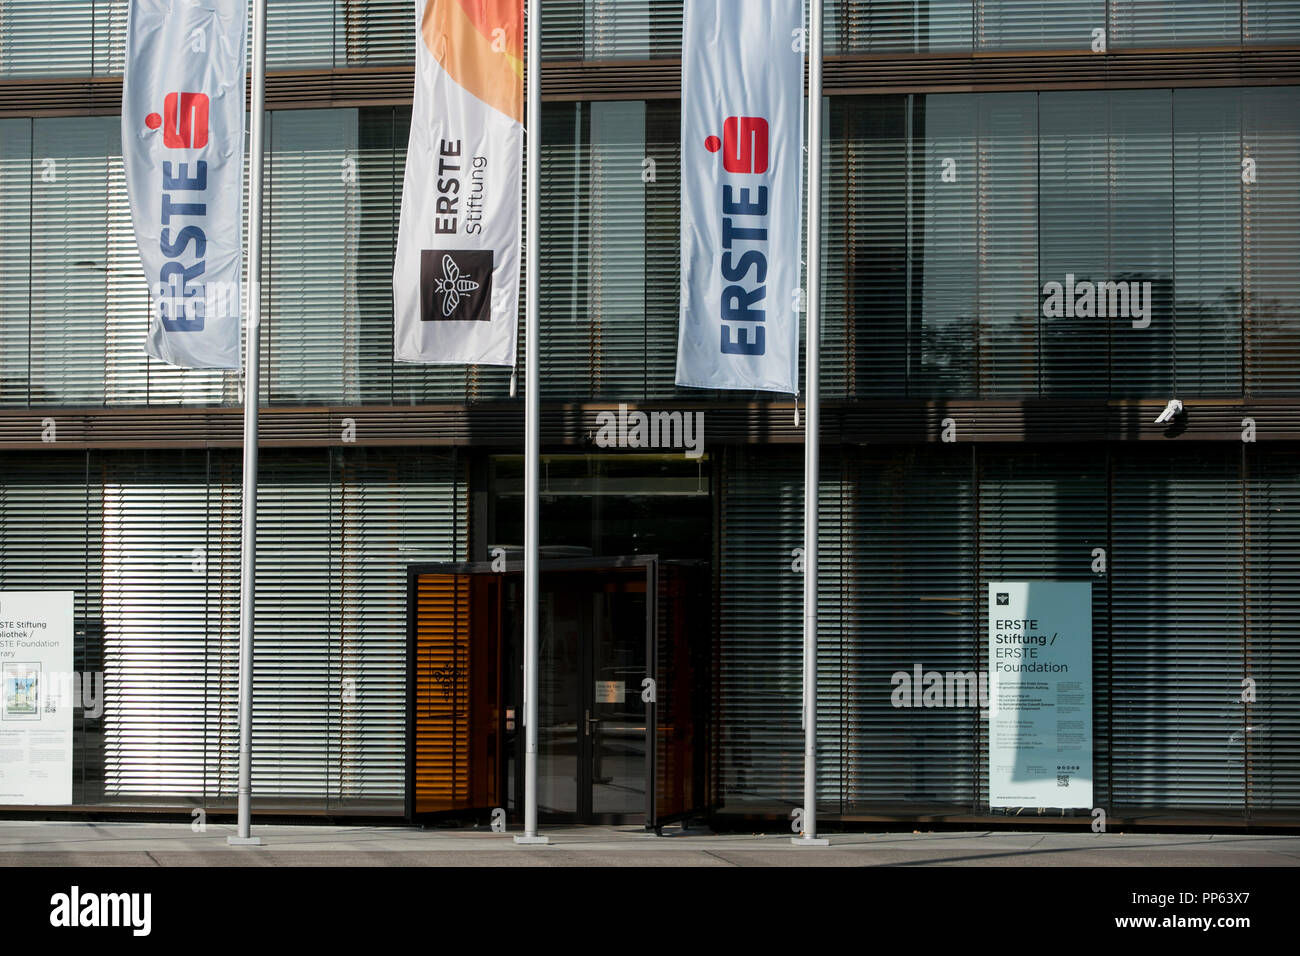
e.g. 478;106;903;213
1;1;1299;828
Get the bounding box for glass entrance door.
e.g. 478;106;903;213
588;572;648;818
410;558;668;827
535;565;649;823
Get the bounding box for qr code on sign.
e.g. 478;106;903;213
1057;774;1070;787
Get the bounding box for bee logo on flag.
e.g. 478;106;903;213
420;249;493;322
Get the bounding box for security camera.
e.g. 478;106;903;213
1154;399;1184;425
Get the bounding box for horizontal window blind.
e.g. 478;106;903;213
716;446;803;809
0;0;96;78
1245;448;1300;813
973;94;1039;397
542;0;680;61
824;1;1300;53
714;444;1300;819
821;447;977;812
0;447;465;811
827;0;972;54
266;109;361;404
824;96;909;399
0;454;100;806
0;90;1296;406
1243;87;1300;395
1244;1;1300;44
976;450;1109;810
28;116;121;407
1175;88;1244;395
1110;448;1245;810
0;0;692;79
1112;1;1240;48
100;452;216;800
0;118;29;407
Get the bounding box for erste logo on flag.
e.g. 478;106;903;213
145;92;210;149
143;90;211;333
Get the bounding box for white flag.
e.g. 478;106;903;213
123;0;247;370
393;0;524;366
676;0;805;394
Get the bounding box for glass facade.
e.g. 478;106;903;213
2;89;1297;405
3;1;1300;79
0;0;1298;825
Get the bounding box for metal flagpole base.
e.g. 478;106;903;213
227;836;263;846
791;837;830;846
513;835;550;845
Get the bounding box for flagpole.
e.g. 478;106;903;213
515;0;548;846
793;0;828;847
229;0;266;847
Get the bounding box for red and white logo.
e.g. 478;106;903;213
705;115;769;174
145;92;209;149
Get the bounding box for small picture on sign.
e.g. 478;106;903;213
996;592;1010;606
3;663;41;721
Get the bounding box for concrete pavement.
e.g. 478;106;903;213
1;821;1298;866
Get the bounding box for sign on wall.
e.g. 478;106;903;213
987;581;1092;810
0;592;74;806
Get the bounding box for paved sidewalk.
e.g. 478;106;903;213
1;821;1298;866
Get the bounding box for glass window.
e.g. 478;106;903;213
0;118;30;406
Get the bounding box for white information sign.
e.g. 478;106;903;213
987;581;1092;809
0;591;74;805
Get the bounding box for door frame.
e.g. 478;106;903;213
405;555;657;826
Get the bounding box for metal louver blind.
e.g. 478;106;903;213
0;0;96;77
0;448;465;811
539;101;660;402
99;452;218;799
244;453;335;804
716;446;803;810
3;0;688;79
977;1;1104;51
832;0;980;53
266;109;361;404
973;93;1039;398
1111;448;1246;811
1175;88;1243;395
542;0;679;61
820;446;977;813
336;448;467;808
644;100;682;400
1245;447;1300;815
28;117;118;407
0;118;30;407
266;0;337;69
916;94;979;398
356;106;402;405
1113;1;1240;47
1038;90;1174;397
341;0;411;66
977;449;1109;809
824;96;908;399
1243;86;1300;394
1246;1;1300;43
0;454;100;808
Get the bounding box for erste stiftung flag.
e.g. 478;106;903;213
676;0;806;394
394;0;524;366
123;0;247;370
